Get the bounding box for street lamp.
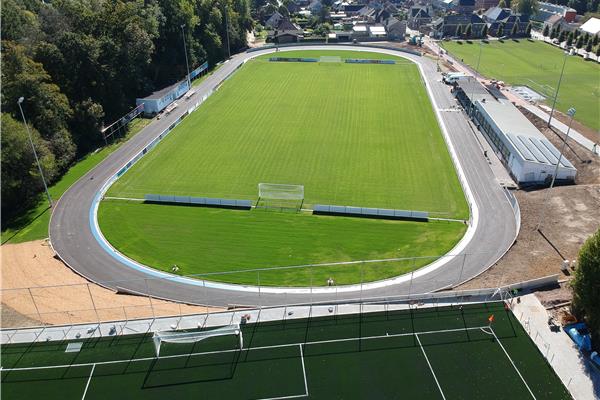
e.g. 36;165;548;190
547;49;569;127
537;107;576;231
180;24;191;89
17;97;53;208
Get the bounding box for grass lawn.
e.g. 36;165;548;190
98;200;466;286
1;303;571;399
1;118;152;244
441;40;600;131
108;50;468;219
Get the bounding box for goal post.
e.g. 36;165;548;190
153;324;243;358
319;55;342;66
257;183;304;211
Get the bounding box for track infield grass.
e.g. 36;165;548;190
98;201;466;286
107;50;468;219
441;40;600;131
1;303;571;399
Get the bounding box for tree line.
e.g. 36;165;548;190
1;0;252;221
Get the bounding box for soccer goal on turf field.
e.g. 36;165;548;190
319;56;342;65
257;183;304;211
153;324;243;357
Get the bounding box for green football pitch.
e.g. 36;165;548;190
1;302;571;399
107;51;467;217
441;40;600;131
100;50;469;285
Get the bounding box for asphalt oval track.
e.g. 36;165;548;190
49;45;518;307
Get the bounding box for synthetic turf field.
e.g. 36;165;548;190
441;40;600;131
107;50;467;217
98;201;466;285
1;302;571;399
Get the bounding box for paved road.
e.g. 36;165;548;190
49;45;518;307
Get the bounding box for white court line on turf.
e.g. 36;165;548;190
415;334;446;400
81;363;96;400
489;327;536;400
252;344;309;400
3;326;489;372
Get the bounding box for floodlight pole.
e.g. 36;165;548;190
537;107;576;231
180;24;192;90
223;4;231;59
17;97;53;208
547;49;568;128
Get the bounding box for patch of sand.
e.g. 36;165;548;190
1;240;222;328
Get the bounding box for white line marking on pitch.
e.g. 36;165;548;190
416;334;447;400
490;327;537;399
81;363;96;400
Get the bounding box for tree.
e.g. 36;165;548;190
596;45;600;57
465;23;472;38
1;113;58;218
498;0;507;7
482;24;489;38
512;0;539;15
576;35;585;48
543;24;550;37
526;22;532;36
511;22;519;36
572;229;600;350
559;29;567;43
567;31;574;46
593;34;599;46
456;24;463;37
550;26;557;39
497;22;504;37
586;38;593;52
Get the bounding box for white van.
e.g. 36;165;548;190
442;72;467;84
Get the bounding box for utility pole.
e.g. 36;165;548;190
537;107;576;231
224;4;231;59
547;49;569;128
17;97;53;208
180;24;191;89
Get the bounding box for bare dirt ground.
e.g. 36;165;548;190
1;240;222;329
460;109;600;291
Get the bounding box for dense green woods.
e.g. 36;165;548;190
1;0;252;220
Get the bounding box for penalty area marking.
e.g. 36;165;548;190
81;363;96;400
252;344;309;400
415;334;447;400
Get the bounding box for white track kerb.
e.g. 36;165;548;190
90;46;479;295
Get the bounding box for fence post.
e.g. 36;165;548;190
86;283;102;329
27;288;43;322
457;253;467;285
145;279;155;319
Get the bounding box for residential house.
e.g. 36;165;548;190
268;18;304;43
475;0;499;11
308;0;324;14
431;13;486;38
483;7;530;36
408;6;432;29
532;2;577;24
385;17;407;40
265;11;284;29
454;0;476;14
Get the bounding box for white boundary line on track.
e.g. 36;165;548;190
415;334;447;400
86;45;482;295
81;363;96;400
489;327;537;400
2;326;489;372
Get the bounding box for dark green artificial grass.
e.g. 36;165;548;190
1;303;571;399
441;40;600;131
98;201;466;286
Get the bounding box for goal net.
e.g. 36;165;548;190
257;183;304;211
319;56;342;66
153;324;243;357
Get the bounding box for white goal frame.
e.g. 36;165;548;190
257;183;304;210
153;324;243;357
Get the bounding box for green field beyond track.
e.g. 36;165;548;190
1;303;571;399
108;50;467;218
98;201;466;286
442;40;600;131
